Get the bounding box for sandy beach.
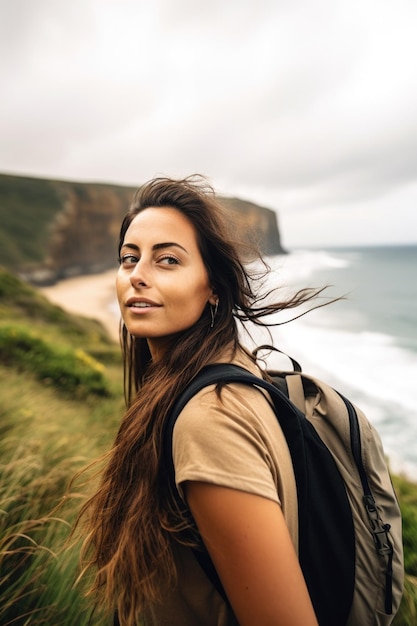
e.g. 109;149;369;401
39;270;120;342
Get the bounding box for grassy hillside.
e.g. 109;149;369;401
0;175;64;269
0;267;123;625
0;267;416;624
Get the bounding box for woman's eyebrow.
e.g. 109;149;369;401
121;242;189;254
121;243;139;251
153;242;189;254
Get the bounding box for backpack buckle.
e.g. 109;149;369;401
363;495;394;557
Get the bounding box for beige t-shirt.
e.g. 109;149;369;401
142;349;298;626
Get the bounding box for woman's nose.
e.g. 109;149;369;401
130;260;149;287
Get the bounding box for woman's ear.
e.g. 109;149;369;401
208;291;219;306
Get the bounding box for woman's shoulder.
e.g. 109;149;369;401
175;346;273;435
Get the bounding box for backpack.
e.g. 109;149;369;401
163;347;404;626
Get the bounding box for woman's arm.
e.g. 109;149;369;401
185;482;318;626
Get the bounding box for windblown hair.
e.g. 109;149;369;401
76;175;323;625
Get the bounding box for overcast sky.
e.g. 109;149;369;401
1;0;417;248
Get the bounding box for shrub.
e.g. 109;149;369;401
0;325;110;397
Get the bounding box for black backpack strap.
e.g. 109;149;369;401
338;391;394;614
163;363;305;600
253;344;302;372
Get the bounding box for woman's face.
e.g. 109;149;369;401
117;206;216;359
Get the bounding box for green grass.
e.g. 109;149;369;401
1;268;416;624
0;436;91;625
0;268;122;624
391;474;417;625
0;379;120;625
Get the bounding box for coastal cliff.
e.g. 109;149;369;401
0;173;285;284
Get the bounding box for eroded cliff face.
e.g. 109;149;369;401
0;174;285;284
221;197;285;256
47;184;133;279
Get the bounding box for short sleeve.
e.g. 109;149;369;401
172;383;282;504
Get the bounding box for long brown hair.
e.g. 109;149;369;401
76;175;323;625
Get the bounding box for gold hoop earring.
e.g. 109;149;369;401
210;300;219;328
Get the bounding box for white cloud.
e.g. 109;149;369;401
1;0;417;246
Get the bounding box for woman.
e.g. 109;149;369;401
78;176;319;625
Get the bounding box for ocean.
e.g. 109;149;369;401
251;244;417;479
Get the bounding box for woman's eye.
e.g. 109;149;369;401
120;254;139;266
159;255;179;266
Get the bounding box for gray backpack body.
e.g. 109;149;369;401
278;363;404;625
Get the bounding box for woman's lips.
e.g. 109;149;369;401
126;297;162;312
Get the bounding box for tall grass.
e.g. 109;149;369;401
0;269;122;624
391;475;417;625
0;448;89;625
0;367;120;625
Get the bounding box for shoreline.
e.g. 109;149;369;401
39;270;120;342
